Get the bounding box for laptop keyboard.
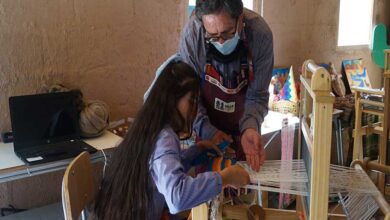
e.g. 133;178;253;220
21;141;91;158
25;147;67;158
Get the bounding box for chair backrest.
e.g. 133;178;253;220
62;152;96;220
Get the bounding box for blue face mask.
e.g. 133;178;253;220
211;32;240;56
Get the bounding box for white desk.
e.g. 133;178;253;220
260;110;341;135
0;131;122;183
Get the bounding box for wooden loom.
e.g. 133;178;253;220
191;60;390;220
297;59;334;219
190;60;333;219
352;50;390;194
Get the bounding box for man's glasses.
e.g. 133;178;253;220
204;19;238;43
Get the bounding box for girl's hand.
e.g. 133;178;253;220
211;130;233;145
219;165;250;188
196;140;222;156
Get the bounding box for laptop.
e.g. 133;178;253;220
9;91;97;165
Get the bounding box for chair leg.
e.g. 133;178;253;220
62;180;69;220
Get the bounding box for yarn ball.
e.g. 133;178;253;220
208;156;236;172
79;100;110;137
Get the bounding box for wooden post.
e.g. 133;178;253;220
353;90;363;160
300;60;334;220
310;99;333;219
382;50;390;194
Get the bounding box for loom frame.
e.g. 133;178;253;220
297;60;334;219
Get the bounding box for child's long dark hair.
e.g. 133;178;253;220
93;61;200;219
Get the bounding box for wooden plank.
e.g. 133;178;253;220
306;62;323;75
374;125;384;134
192;203;208;220
301;76;316;99
301;120;313;157
310;67;331;92
365;161;390;174
385;50;390;74
360;99;385;108
222;205;249;219
385;185;390;196
301;76;334;104
353;92;363;160
262;191;268;208
328;213;347;220
303;60;332;92
314;94;335;103
264;208;299;220
302;87;313;121
309;101;333;219
355;126;383;136
350;86;385;95
362;109;384;117
300;77;333;103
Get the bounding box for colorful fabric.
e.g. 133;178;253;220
272;67;289;94
342;59;371;88
208;157;236;172
279;66;298;102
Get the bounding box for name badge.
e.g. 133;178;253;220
214;98;235;113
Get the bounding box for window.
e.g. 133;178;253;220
188;0;196;16
338;0;374;47
242;0;253;10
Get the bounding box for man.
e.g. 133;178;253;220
179;0;273;171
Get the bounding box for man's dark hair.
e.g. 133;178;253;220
195;0;243;20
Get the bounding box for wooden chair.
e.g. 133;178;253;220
352;50;390;194
62;152;96;220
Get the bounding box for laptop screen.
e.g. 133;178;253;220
9;91;81;151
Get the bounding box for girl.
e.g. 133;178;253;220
93;60;249;219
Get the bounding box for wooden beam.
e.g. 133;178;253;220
360;99;385;108
362;109;384;117
351;86;385;96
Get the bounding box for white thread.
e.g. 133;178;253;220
257;180;262;207
239;160;309;196
338;192;379;220
101;149;107;178
238;160;380;197
263;129;279;148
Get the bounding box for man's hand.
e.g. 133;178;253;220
241;128;265;172
211;130;233;145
